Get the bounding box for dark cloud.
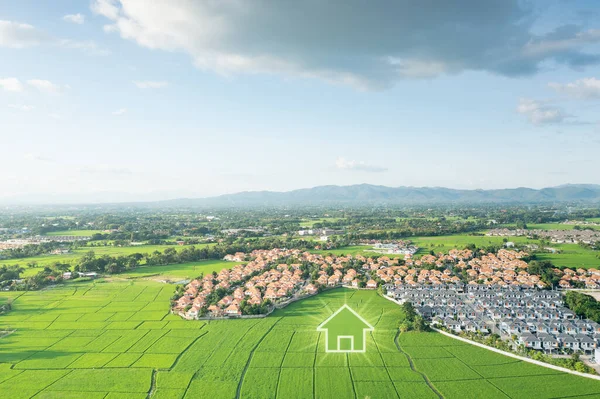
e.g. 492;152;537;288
94;0;600;89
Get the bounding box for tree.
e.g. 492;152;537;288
401;302;417;322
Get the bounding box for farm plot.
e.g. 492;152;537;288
1;285;600;398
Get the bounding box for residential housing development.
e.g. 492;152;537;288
389;284;599;355
172;247;566;320
487;228;600;245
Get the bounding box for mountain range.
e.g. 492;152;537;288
3;184;600;207
158;184;600;207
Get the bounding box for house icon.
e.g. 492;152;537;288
317;304;374;353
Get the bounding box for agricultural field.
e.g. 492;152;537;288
1;285;599;398
1;244;215;277
410;235;532;253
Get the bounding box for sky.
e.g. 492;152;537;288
1;0;600;203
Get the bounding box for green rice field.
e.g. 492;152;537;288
2;244;215;277
1;285;598;398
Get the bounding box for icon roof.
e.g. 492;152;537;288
316;304;374;331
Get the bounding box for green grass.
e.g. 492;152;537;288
1;283;599;398
299;217;342;228
116;260;236;280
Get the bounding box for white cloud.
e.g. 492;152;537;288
335;157;387;173
63;13;85;25
92;1;600;89
1;19;108;56
59;39;110;56
133;81;169;89
48;113;62;120
517;98;568;125
0;77;23;92
112;108;127;115
27;79;61;93
0;20;48;48
8;104;34;111
92;0;120;20
548;77;600;100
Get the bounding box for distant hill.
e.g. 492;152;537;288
158;184;600;207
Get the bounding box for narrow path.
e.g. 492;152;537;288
371;332;401;399
394;330;444;399
146;369;157;399
347;357;358;399
313;332;320;399
169;330;208;370
274;331;295;399
235;318;282;399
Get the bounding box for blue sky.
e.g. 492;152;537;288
1;0;600;203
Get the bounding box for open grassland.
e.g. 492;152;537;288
115;260;239;281
299;217;343;228
523;223;578;230
1;285;598;398
411;235;532;252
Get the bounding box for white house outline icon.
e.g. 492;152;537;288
317;304;374;353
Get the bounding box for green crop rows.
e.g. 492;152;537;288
1;283;599;398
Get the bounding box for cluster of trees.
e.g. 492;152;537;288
398;302;428;332
0;241;66;260
240;298;272;315
2;263;80;291
0;265;24;285
564;291;600;323
462;331;513;352
0;299;11;314
527;260;562;288
524;349;595;374
77;251;142;274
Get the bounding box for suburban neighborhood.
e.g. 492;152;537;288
389;284;600;358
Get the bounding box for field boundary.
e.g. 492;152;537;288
235;318;282;399
393;330;443;399
431;327;600;381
